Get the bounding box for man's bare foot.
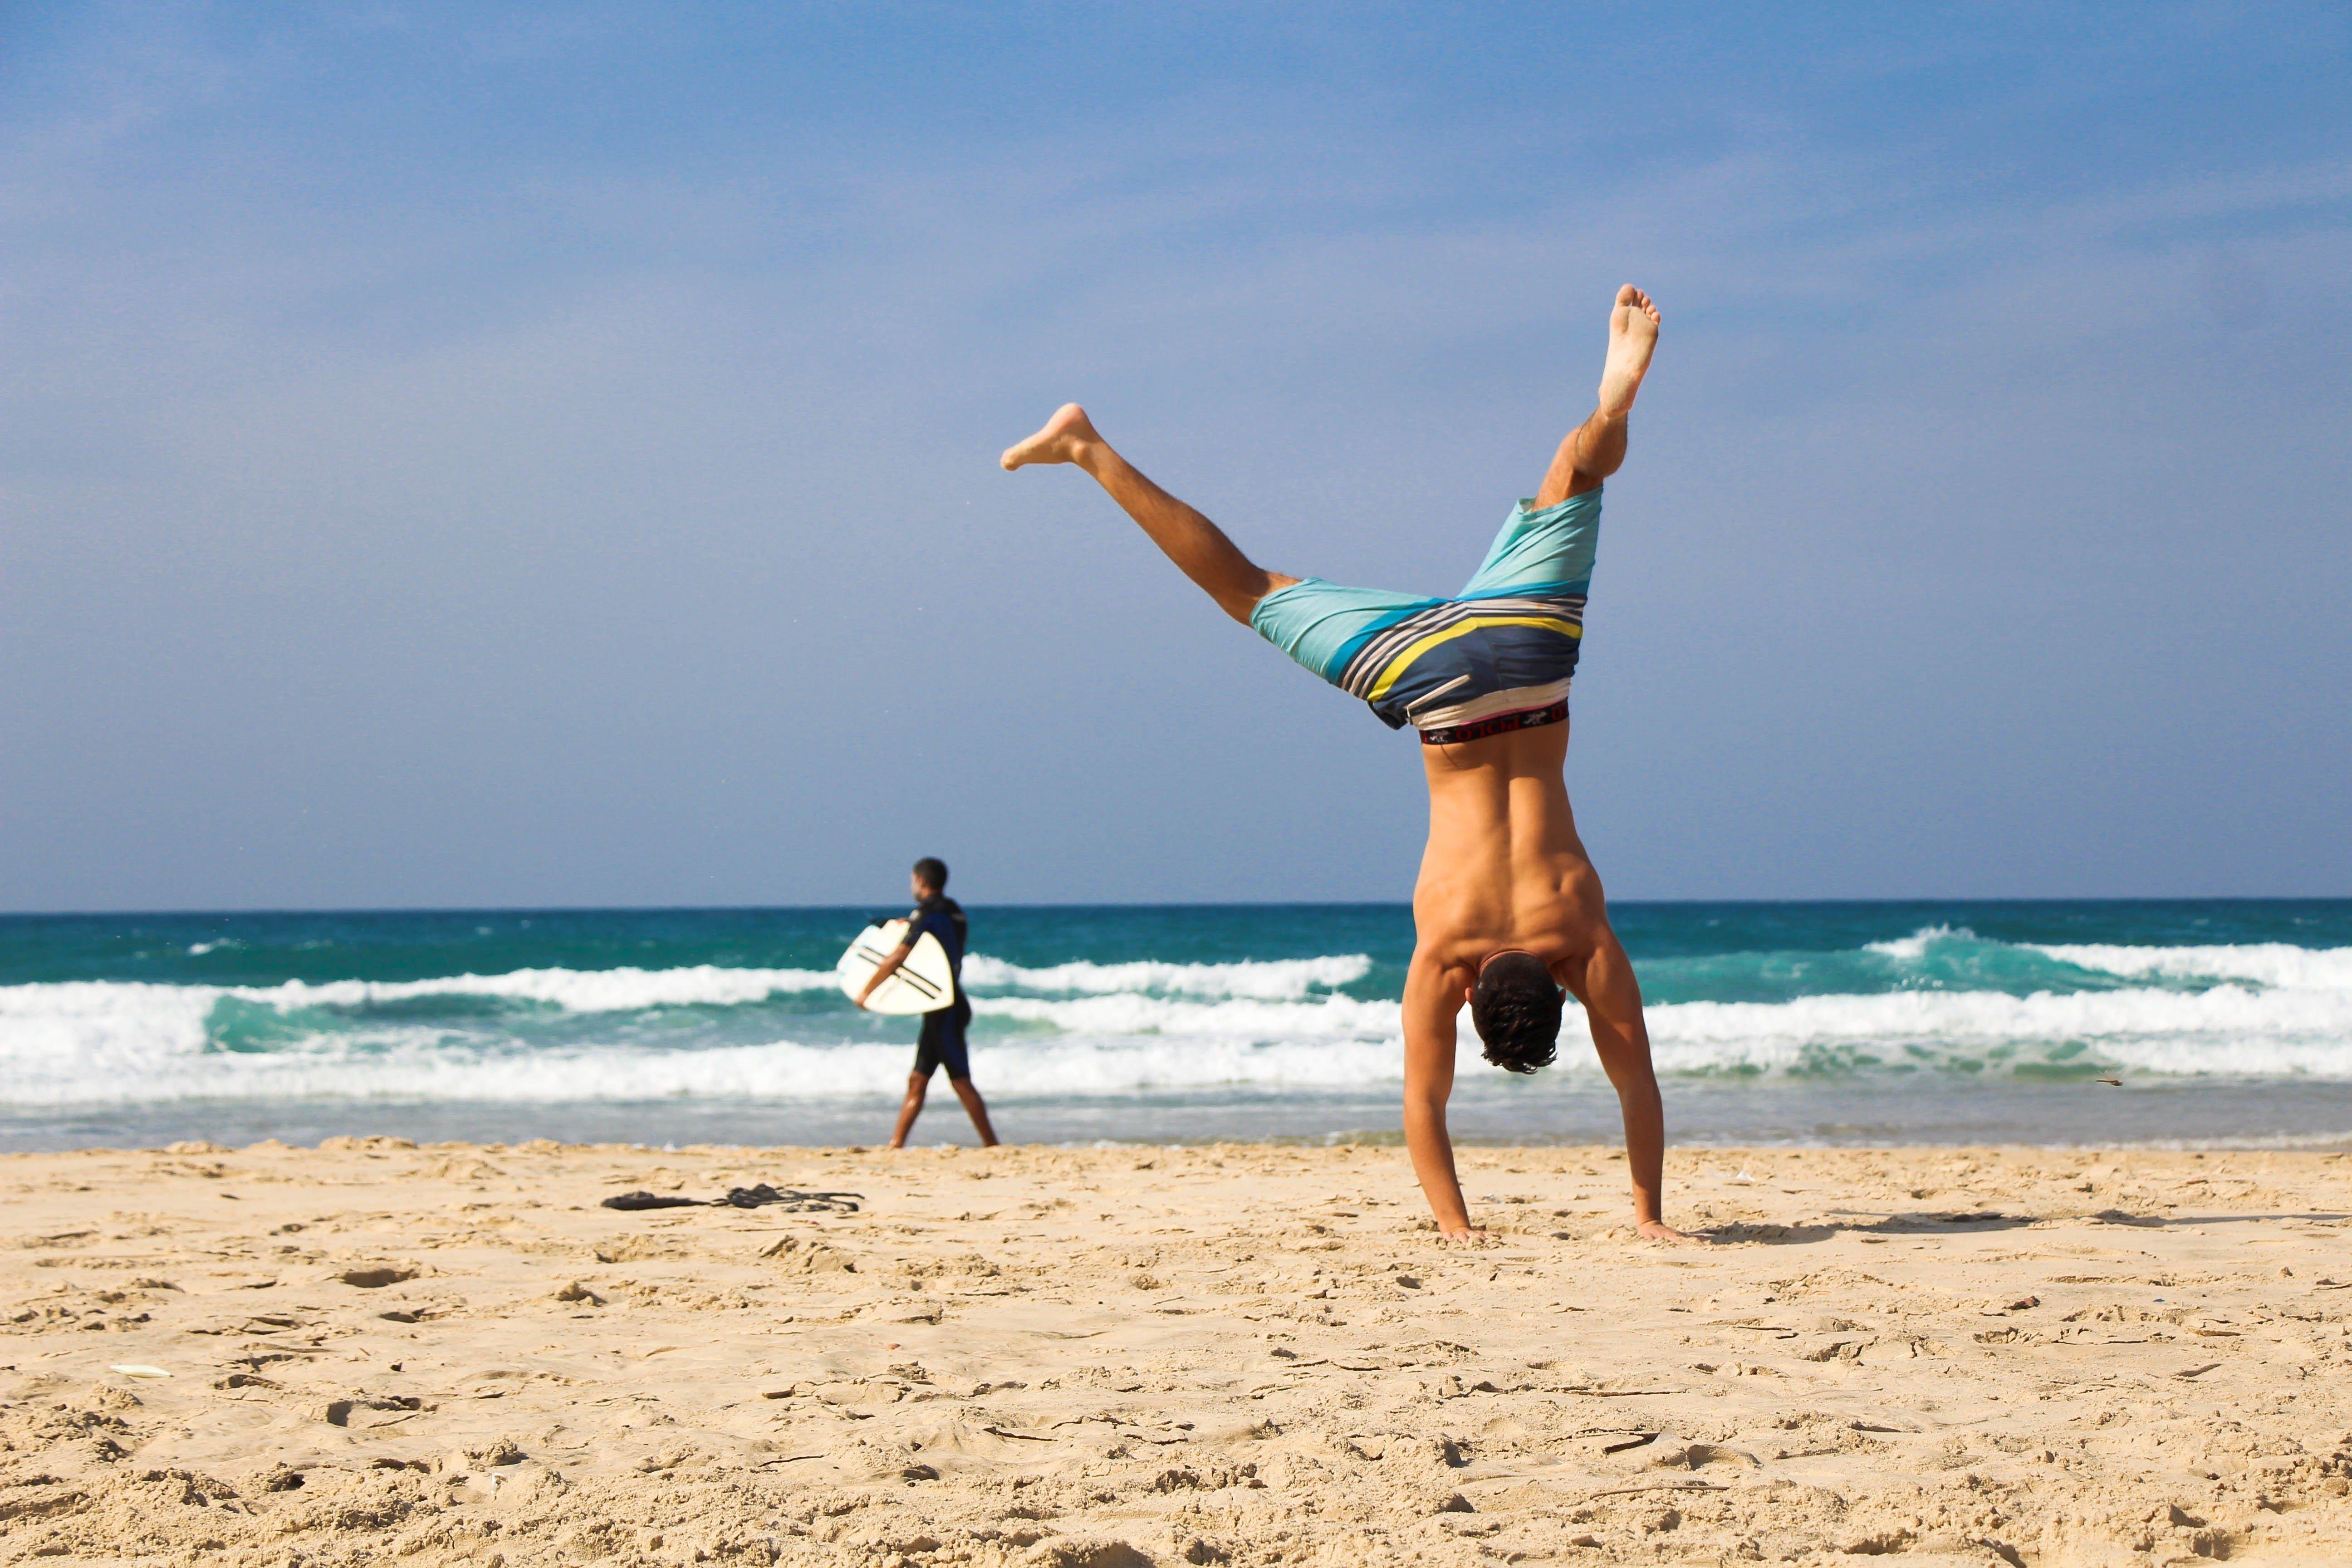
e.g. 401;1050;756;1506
1635;1218;1705;1245
1437;1226;1492;1245
1000;402;1101;470
1596;285;1661;420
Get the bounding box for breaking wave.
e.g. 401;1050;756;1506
0;926;2346;1107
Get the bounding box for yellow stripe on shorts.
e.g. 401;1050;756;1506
1362;615;1583;705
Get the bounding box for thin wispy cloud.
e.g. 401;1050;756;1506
2;5;2346;908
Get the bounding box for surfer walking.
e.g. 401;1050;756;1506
853;858;1000;1149
1002;285;1688;1240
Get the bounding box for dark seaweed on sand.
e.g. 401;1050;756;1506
601;1184;862;1213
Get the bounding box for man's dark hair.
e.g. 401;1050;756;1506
911;857;949;892
1470;951;1562;1073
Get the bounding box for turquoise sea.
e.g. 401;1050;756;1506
4;901;2349;1152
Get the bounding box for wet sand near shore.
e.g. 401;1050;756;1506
4;1140;2349;1566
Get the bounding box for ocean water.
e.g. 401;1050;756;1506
3;901;2349;1153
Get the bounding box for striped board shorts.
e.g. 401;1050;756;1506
1248;489;1599;740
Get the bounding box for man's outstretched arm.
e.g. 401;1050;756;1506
1556;935;1693;1242
1401;953;1480;1239
852;939;914;1009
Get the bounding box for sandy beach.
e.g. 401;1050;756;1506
4;1140;2348;1566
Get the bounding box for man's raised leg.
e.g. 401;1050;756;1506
1002;404;1296;624
1563;935;1692;1243
1532;285;1661;509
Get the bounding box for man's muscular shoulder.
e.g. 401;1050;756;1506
1406;938;1479;996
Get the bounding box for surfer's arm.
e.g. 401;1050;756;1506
1401;952;1480;1239
852;941;916;1009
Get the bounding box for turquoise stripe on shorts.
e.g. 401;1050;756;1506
1459;487;1601;600
1249;488;1602;684
1247;579;1439;684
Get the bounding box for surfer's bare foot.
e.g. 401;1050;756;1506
1000;403;1102;470
1596;285;1660;420
1635;1218;1705;1245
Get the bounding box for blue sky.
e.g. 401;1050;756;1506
3;3;2347;909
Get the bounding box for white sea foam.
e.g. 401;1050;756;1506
2027;942;2352;991
0;982;221;1074
1867;927;2352;992
3;935;2349;1107
0;1029;1411;1106
1642;984;2352;1078
0;966;841;1033
960;953;1371;999
0;954;1374;1029
1862;925;1966;960
972;992;1399;1040
245;965;844;1012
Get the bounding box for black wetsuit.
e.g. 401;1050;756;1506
905;894;972;1080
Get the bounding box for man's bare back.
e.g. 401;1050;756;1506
1402;721;1682;1242
1004;286;1693;1244
1413;721;1596;973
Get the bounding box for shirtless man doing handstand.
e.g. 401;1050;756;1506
1004;286;1686;1241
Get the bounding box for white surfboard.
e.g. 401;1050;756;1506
837;920;958;1015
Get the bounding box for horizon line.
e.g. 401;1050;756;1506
4;893;2349;921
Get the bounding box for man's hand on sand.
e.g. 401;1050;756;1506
1636;1219;1706;1245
